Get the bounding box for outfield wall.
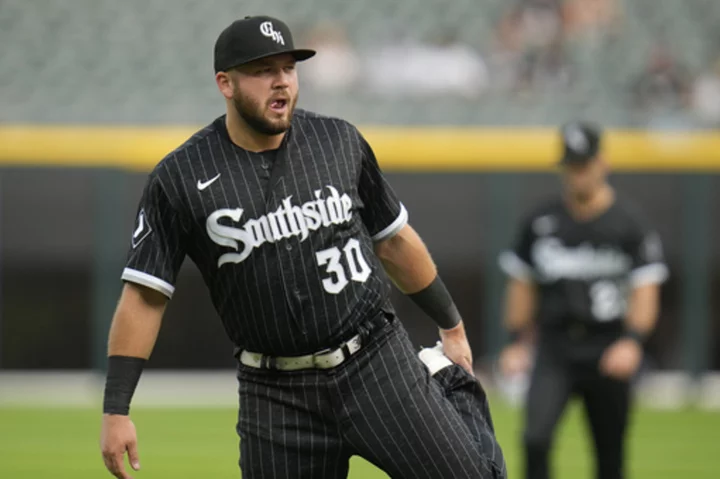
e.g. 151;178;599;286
0;127;717;374
2;126;720;171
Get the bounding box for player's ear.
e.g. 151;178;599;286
215;71;234;100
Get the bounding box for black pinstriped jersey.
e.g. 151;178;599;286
122;110;408;355
499;197;668;332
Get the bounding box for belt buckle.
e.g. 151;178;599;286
342;335;361;357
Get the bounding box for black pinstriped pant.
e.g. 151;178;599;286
236;315;506;478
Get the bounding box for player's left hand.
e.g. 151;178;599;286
439;322;474;376
599;337;643;381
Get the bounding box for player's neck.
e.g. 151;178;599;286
225;110;285;152
566;184;615;222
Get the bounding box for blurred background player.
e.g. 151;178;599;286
497;121;669;479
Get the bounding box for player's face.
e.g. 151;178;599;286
561;156;607;202
229;54;299;136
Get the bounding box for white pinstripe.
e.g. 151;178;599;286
316;120;367;327
372;357;450;465
127;173;187;295
311;373;331;477
264;377;278;479
213;134;267;349
204;137;261;346
269;172;314;340
142;185;173;285
298;375;315;478
287;132;328;342
279;375;290;479
387;333;482;477
315;320;502;478
239;367;354;478
311;120;356;326
355;364;424;475
295;120;344;324
157;163;196;262
185;144;240;336
241;146;292;352
229;142;287;352
338;380;406;474
363;357;438;477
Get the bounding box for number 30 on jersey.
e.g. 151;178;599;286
315;238;371;294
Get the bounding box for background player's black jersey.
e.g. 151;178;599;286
500;196;668;334
121;109;407;356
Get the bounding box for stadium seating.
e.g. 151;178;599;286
0;0;717;126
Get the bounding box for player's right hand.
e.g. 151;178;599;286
499;342;531;377
100;414;141;479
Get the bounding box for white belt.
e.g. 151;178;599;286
240;334;363;371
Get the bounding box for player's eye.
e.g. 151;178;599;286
283;64;296;73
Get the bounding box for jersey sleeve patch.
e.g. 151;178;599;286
131;209;153;249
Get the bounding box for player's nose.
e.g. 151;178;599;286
272;70;292;89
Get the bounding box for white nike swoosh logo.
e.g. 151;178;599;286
197;173;221;191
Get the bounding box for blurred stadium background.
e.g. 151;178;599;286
1;0;719;477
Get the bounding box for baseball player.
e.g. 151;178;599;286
498;121;668;479
99;15;505;479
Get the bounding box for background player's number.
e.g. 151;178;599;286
590;280;623;322
315;239;371;294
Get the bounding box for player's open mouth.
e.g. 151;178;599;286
269;99;288;113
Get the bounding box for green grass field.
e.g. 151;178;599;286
1;399;718;478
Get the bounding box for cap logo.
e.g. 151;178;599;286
260;21;285;45
564;125;588;153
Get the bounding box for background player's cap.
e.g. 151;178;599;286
558;121;602;165
214;16;316;73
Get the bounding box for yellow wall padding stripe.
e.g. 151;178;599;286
0;125;719;172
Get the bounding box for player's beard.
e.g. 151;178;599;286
232;90;297;136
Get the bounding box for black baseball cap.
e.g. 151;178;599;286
214;16;316;73
558;121;602;165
